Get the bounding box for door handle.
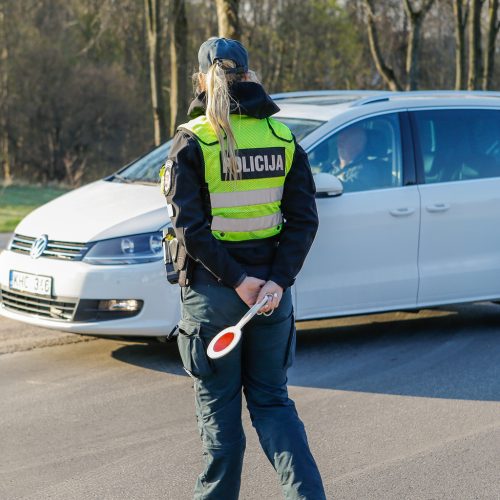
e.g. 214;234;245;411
426;203;450;213
389;207;415;217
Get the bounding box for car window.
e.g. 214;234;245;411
412;109;500;183
112;141;172;183
277;118;325;142
308;113;403;193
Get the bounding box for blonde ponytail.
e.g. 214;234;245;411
205;60;240;180
193;60;261;181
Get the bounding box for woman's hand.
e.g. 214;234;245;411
235;276;266;308
256;280;283;313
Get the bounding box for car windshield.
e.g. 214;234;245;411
109;141;172;184
278;117;324;141
109;117;324;183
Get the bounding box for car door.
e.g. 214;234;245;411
410;107;500;305
295;112;420;319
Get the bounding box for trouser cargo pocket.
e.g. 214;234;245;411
177;318;214;378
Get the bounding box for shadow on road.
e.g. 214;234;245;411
111;339;186;376
110;302;500;402
291;302;500;402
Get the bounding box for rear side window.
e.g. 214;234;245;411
412;109;500;183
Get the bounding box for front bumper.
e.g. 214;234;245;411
0;249;180;336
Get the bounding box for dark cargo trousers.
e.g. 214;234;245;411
177;279;326;500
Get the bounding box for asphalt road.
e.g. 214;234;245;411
1;301;500;500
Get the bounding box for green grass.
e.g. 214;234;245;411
0;185;72;232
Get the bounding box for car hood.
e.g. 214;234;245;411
15;180;169;243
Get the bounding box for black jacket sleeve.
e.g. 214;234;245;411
165;131;247;288
268;139;319;289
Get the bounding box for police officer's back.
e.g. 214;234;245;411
161;37;326;500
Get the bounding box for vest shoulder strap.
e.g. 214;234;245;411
266;117;294;143
177;116;218;146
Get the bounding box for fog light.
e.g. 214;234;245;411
98;299;142;312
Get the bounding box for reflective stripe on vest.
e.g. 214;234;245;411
209;186;284;208
178;114;295;242
211;212;283;232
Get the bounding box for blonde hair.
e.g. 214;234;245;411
194;60;260;181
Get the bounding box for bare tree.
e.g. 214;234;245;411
0;2;11;184
403;0;436;90
215;0;240;39
144;0;167;146
453;0;469;89
467;0;484;89
363;0;402;91
169;0;188;136
482;0;500;89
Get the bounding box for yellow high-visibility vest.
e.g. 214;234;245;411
178;114;295;242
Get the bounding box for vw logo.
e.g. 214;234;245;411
30;234;48;259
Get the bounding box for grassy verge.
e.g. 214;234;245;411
0;184;72;233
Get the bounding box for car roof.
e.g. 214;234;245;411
272;91;382;121
272;90;500;121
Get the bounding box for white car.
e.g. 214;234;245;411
1;90;500;338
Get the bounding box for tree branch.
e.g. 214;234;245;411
463;0;470;28
403;0;416;18
423;0;436;15
363;0;401;91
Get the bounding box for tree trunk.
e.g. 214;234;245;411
482;0;500;89
0;4;12;185
215;0;240;39
468;0;483;90
404;0;435;91
363;0;402;91
169;0;188;136
144;0;167;146
453;0;468;90
405;10;424;91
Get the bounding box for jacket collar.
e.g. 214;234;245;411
187;81;280;120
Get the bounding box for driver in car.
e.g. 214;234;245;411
330;125;389;192
332;125;368;187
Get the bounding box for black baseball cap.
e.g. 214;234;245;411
198;37;248;74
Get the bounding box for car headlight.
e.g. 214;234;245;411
83;231;164;265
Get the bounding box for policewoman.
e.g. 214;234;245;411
162;37;326;500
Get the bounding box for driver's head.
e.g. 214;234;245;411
337;126;367;165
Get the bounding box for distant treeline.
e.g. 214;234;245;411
0;0;499;186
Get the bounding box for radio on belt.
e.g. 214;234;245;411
162;227;179;284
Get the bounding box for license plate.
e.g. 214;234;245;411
9;270;53;296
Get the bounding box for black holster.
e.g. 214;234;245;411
162;228;192;287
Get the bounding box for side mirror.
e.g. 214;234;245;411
313;172;343;197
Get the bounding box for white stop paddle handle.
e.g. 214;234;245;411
235;295;270;329
207;295;270;360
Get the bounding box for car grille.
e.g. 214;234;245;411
0;288;78;321
8;234;89;261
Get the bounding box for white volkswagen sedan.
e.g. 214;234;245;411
1;90;500;338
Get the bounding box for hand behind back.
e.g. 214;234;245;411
235;276;265;308
256;280;283;313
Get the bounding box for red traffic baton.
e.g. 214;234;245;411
207;295;270;359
